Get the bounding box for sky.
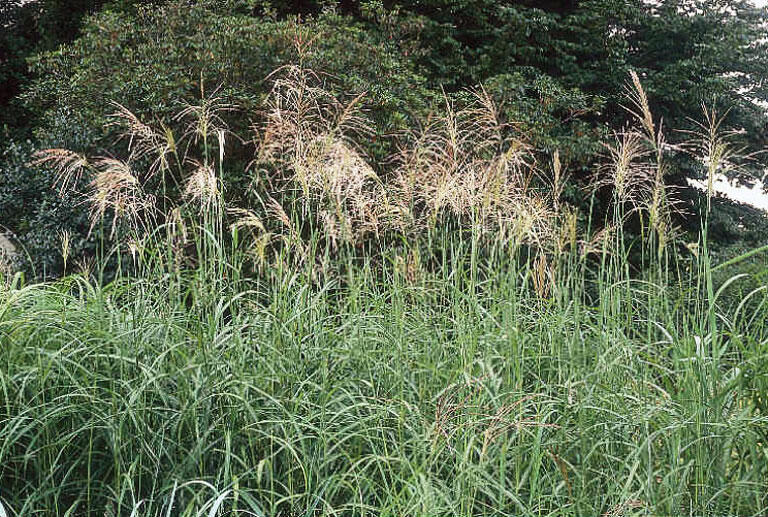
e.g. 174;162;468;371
689;175;768;212
716;0;768;211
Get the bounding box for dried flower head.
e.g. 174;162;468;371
183;161;220;210
389;91;538;239
175;84;235;150
109;103;176;177
255;65;382;245
596;131;652;207
31;148;90;193
88;158;153;238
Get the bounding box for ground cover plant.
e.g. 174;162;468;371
1;59;768;517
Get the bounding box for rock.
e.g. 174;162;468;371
0;232;16;259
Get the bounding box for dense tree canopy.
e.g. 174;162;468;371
1;0;767;275
5;0;765;170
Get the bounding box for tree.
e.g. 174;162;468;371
0;0;157;132
368;0;768;182
618;0;768;183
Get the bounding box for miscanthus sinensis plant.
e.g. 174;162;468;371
1;66;767;517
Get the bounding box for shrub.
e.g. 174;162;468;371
24;3;433;160
0;116;99;278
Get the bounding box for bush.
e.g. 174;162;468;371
0;115;101;278
24;4;433;159
481;70;606;171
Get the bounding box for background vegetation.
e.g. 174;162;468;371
2;0;768;276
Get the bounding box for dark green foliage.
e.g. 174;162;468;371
381;0;581;86
2;0;768;279
24;4;432;149
0;0;123;131
362;0;768;182
0;122;98;278
482;70;606;168
598;0;768;183
0;1;39;132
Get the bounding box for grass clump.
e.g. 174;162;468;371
1;68;768;517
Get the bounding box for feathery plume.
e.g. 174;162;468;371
31;148;90;192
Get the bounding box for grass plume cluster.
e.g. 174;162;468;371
1;66;768;516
